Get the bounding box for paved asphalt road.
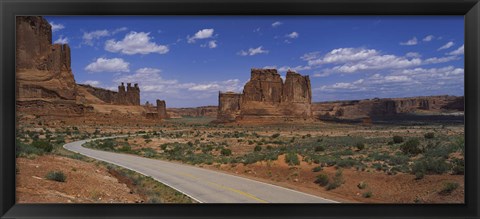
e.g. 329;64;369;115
64;136;337;203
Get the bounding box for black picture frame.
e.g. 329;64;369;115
1;0;479;218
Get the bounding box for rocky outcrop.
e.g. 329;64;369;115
217;68;312;122
167;106;218;118
314;95;464;122
78;83;141;106
156;100;168;119
16;16;77;101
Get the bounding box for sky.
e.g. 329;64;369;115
44;16;464;108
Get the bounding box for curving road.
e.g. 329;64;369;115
64;137;337;203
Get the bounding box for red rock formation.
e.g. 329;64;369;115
156;99;168;119
79;82;141;106
16;16;77;101
217;68;312;122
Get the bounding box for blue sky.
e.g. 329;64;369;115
45;16;464;107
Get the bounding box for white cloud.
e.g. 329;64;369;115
286;32;299;39
405;52;421;58
308;48;379;66
85;58;130;73
201;40;217;49
272;21;282;27
112;27;128;35
301;51;321;61
187;29;214;43
82;80;101;86
83;30;109;45
438;41;455;51
307;47;459;76
238;46;269;56
400;37;418;46
105;31;169;55
54;36;68;44
49;22;64;32
422;35;434;42
448;44;464;56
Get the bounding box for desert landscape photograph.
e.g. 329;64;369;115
15;15;464;203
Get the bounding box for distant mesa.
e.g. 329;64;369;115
217;68;312;122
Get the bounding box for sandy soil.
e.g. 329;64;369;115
16;155;143;203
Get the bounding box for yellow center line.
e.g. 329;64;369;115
205;181;269;203
141;162;268;203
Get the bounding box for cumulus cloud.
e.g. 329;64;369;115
272;21;282;27
82;80;101;86
317;66;463;99
422;35;434;42
85;58;130;73
277;65;311;73
49;22;65;32
54;36;69;44
201;40;217;49
187;29;214;43
400;37;418;46
438;41;455;51
305;47;459;77
238;46;269;56
83;30;109;45
105;31;169;55
448;44;464;55
286;32;299;39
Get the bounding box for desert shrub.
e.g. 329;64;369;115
119;145;132;153
401;139;422;155
362;191;373;198
335;158;359;168
285;152;300;166
312;166;323;172
451;158;465;175
411;157;450;178
142;148;157;158
314;145;325;152
271;133;280;138
314;174;329;186
241;153;265;165
357;181;367;189
31;140;53;153
387;154;410;166
16;141;44;157
393;136;404;144
220;148;232;156
45;171;66;182
439;182;459;195
314;155;338;167
326;169;344;190
424;132;435;139
254;145;262;152
356;142;365;151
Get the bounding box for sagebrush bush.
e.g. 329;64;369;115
424;132;435;139
285;152;300;166
401;139;422;155
326;169;344;190
31;140;53;153
314;174;329;186
254;145;262;152
356;142;365;151
439;182;459;195
357;181;367;189
45;171;66;182
221;148;232;156
312;166;323;172
362;191;373;198
393;136;404;144
314;145;325;152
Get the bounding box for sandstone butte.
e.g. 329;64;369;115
16;16;168;125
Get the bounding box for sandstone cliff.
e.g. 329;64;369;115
16;16;77;101
217;68;312;122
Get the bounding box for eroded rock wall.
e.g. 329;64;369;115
217;68;312;122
